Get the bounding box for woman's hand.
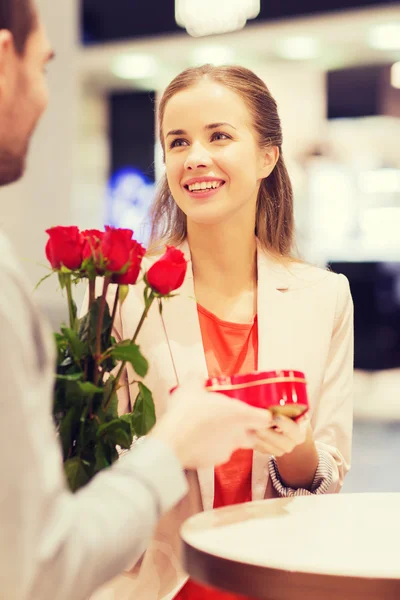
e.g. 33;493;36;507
254;414;309;457
255;415;320;490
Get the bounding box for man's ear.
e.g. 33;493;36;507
0;30;14;63
0;30;16;99
259;145;280;179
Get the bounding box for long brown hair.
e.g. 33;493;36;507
149;64;294;257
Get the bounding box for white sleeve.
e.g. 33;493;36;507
309;273;354;492
0;268;187;600
269;273;354;496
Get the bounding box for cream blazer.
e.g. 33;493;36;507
90;242;353;600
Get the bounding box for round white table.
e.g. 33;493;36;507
181;493;400;600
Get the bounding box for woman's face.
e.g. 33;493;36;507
162;80;278;230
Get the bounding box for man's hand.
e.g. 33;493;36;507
150;378;273;469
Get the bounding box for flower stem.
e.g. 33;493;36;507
89;278;95;307
105;288;155;409
94;276;110;385
158;298;179;387
131;292;154;345
110;285;120;335
83;278;96;387
65;274;75;330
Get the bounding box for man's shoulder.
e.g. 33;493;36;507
0;231;33;319
0;231;24;279
0;231;54;370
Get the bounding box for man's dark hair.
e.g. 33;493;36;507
0;0;35;54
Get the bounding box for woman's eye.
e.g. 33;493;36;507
211;132;230;141
169;138;188;149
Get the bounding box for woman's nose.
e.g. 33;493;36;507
184;143;212;170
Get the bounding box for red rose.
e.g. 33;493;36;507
82;229;104;265
82;227;137;274
112;240;146;285
146;246;187;295
100;226;134;273
45;226;83;270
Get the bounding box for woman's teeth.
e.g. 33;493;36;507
187;181;223;192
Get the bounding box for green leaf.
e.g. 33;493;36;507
97;418;127;436
64;457;90;492
65;379;87;407
61;326;87;361
97;418;132;449
131;382;156;436
54;377;81;416
54;331;67;344
114;429;132;449
120;413;135;435
78;297;113;355
56;372;83;382
103;377;119;418
94;442;111;472
104;393;118;419
76;381;103;395
71;299;77;325
34;270;54;291
58;271;69;290
58;407;79;460
111;342;148;378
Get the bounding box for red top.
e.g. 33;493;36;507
174;305;258;600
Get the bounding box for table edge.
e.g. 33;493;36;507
182;540;400;600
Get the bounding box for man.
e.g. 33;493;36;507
0;2;271;599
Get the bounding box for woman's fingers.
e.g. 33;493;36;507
255;427;296;455
254;414;310;456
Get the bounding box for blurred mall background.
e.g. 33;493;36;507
2;0;400;492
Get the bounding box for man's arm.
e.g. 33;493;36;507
0;271;188;600
0;248;272;600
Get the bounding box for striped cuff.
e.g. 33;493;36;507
268;450;334;497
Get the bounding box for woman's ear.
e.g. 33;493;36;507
259;145;280;179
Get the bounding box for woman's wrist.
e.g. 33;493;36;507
275;424;319;490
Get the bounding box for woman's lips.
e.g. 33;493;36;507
183;180;225;199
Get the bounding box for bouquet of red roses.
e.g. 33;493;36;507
42;225;186;492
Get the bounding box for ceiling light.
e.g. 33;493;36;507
191;46;235;66
276;36;319;60
368;23;400;51
175;0;260;37
391;62;400;89
112;54;158;80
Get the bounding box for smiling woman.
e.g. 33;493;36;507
150;64;292;256
167;122;234;198
93;63;354;600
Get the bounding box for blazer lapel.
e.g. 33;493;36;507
252;248;293;500
160;241;215;511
